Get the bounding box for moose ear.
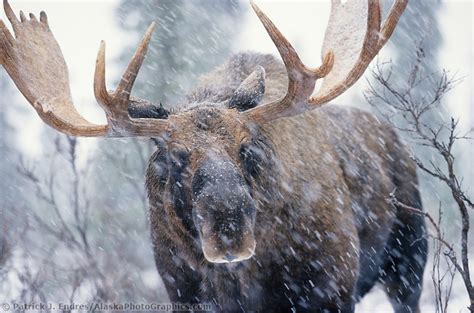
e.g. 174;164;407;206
229;66;266;111
128;100;170;119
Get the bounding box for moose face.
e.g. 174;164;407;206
148;107;266;263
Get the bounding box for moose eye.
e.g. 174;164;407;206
239;143;264;179
192;167;207;197
149;148;170;187
169;148;190;169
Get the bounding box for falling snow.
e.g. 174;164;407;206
0;1;473;312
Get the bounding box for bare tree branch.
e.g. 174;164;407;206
367;44;474;311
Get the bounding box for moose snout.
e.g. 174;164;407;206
195;207;257;263
191;154;257;263
201;228;256;264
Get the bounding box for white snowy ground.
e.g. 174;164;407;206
356;259;473;313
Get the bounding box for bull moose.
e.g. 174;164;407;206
0;0;427;312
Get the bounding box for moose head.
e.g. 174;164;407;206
0;0;406;264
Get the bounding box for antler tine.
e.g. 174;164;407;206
377;0;407;49
0;20;14;64
94;41;113;108
3;0;19;34
94;23;155;114
39;11;48;25
116;22;156;101
250;1;333;81
244;0;406;125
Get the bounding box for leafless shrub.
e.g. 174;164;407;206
1;136;161;308
11;136;113;303
365;46;474;312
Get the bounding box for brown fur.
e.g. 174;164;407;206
146;52;427;312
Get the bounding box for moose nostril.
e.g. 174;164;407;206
223;253;238;262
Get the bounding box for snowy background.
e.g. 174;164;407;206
0;0;473;312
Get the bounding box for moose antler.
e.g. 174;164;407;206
244;0;407;124
0;0;169;137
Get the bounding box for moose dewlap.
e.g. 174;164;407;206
1;0;427;312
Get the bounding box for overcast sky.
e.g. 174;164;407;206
1;0;472;157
